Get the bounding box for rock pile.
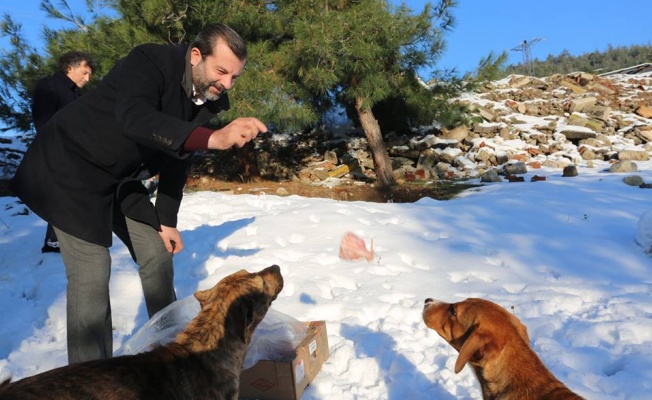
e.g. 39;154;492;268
290;70;652;184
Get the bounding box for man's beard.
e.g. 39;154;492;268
196;80;225;101
194;63;225;101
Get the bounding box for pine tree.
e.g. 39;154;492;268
274;0;457;187
0;0;152;133
0;16;45;133
1;0;460;187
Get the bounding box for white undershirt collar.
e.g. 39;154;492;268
192;85;206;105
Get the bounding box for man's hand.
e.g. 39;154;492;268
208;117;267;150
159;225;183;254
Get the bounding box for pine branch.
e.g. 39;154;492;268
40;0;89;32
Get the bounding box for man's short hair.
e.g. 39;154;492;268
57;51;96;74
191;23;247;61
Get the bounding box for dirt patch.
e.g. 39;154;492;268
185;177;478;203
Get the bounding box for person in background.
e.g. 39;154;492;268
31;50;96;253
12;23;266;363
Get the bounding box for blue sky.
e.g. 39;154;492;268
1;0;650;77
402;0;651;76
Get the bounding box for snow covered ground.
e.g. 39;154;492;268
1;160;651;399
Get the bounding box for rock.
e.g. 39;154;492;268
636;105;652;119
481;170;502;182
588;81;616;95
474;105;498;122
559;128;598;141
276;187;290;196
438;147;463;164
623;175;644;186
474;123;502;135
584;105;612;121
634;127;652;143
569;96;597;113
560;79;587;93
562;165;578;177
618;150;650;161
503;162;527;175
442;125;468;141
324;150;338;164
568;113;589;127
329;164;351;178
609;160;638;173
579;147;597;160
311;167;331;181
409;134;438;151
507;175;525;182
509;76;531;88
416;149;439;170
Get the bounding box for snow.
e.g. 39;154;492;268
1;162;652;399
1;70;651;398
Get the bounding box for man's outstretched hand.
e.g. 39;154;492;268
208;117;267;149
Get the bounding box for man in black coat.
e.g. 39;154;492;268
11;23;266;364
31;51;95;253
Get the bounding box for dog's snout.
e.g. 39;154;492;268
423;298;443;309
260;265;284;296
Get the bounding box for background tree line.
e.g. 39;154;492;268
502;44;652;77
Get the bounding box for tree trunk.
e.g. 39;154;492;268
355;96;396;188
236;141;261;182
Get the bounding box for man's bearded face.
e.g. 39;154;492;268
193;59;225;101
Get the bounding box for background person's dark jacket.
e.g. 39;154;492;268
12;43;229;246
31;72;81;133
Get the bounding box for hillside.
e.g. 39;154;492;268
191;69;652;196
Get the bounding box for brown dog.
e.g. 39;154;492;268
422;297;584;400
0;265;284;400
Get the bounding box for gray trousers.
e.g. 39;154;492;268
54;216;176;364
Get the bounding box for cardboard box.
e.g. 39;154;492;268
239;321;329;400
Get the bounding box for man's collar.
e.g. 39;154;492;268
191;86;206;105
182;45;194;99
55;71;79;91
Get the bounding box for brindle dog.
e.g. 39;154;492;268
0;265;284;400
423;298;584;400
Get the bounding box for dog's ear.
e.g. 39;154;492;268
194;289;211;308
514;319;530;344
508;313;530;344
233;299;255;344
455;329;491;373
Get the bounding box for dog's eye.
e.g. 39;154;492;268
448;304;457;317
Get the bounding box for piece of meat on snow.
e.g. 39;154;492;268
339;232;374;262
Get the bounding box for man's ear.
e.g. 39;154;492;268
190;47;202;67
455;330;491;373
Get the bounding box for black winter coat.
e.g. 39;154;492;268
31;72;81;133
12;43;229;246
